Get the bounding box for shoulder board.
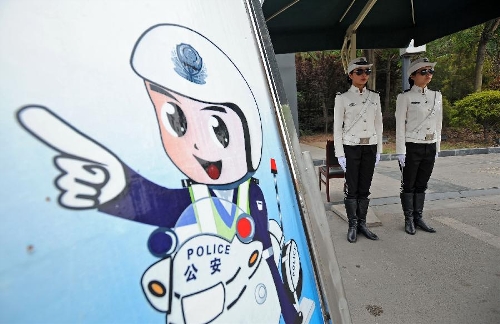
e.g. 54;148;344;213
367;88;380;94
182;179;198;188
336;92;342;95
403;89;411;93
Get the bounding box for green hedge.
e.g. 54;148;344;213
450;90;500;137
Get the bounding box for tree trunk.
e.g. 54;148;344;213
322;100;328;134
364;49;376;90
474;18;500;92
384;56;392;113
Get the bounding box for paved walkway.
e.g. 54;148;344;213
300;143;500;324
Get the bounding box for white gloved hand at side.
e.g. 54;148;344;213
337;156;346;172
397;154;405;168
375;153;381;166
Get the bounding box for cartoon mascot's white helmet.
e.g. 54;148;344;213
130;24;262;172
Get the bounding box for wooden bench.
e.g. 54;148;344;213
318;140;345;202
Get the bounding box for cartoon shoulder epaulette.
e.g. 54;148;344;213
251;177;259;185
182;179;198;188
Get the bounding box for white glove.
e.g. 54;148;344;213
397;154;405;168
435;152;439;159
17;106;126;209
375;153;381;166
337;156;346;172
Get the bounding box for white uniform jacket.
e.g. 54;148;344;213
333;85;383;157
395;85;443;155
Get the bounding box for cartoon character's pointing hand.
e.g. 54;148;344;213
17;105;126;209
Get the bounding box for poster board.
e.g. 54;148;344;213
0;0;337;323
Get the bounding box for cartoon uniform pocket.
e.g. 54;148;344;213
182;283;225;324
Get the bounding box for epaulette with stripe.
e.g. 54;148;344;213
181;179;198;188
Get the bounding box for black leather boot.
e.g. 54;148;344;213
357;198;379;240
345;199;358;243
413;193;436;233
401;193;416;235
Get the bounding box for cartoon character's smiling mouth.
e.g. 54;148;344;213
195;156;222;180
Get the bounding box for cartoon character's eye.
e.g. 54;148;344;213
161;102;187;137
209;115;229;148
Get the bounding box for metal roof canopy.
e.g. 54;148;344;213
263;0;500;67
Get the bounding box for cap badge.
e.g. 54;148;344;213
172;43;207;84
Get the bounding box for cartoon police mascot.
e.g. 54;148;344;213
17;24;305;323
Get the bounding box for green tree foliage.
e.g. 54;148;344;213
295;51;345;134
426;22;500;102
482;20;500;91
450;90;500;139
473;19;500;91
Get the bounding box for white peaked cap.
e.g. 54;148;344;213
407;57;437;75
347;57;373;73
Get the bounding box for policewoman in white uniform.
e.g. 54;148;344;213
395;57;442;235
333;57;383;243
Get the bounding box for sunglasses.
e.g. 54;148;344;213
353;68;372;76
415;68;435;76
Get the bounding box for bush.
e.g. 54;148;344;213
450;90;500;140
442;96;453;127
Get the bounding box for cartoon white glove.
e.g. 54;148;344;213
375;153;381;166
397;154;406;168
337;156;346;172
17;106;126;209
